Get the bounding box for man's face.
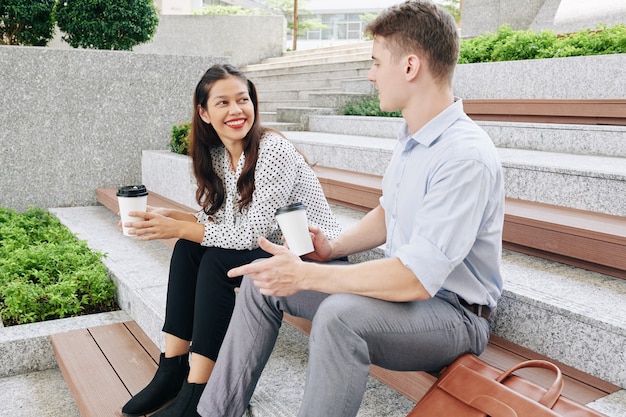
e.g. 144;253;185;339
367;36;408;113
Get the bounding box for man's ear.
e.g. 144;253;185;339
405;54;420;80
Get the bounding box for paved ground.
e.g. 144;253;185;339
0;369;80;417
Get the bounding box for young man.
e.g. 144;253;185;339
197;1;505;416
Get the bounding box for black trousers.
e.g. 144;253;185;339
162;239;270;361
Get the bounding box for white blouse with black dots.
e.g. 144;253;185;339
194;131;342;250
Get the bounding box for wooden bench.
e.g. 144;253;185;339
463;99;626;125
51;321;160;417
52;317;618;417
83;188;620;410
311;166;626;280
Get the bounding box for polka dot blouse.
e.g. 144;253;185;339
194;131;342;250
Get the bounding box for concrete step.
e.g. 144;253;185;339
254;76;363;93
244;60;371;80
284;130;626;216
243;51;371;71
266;41;373;61
48;205;626;413
306;115;626;157
258;99;311;113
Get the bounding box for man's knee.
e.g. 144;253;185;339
312;294;361;330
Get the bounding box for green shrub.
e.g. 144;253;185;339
54;0;159;51
0;0;55;46
343;96;401;118
458;23;626;64
552;24;626;57
170;122;191;155
0;207;117;325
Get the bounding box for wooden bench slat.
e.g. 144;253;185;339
51;327;133;417
463;99;626;125
488;335;620;395
125;320;162;363
89;323;159;397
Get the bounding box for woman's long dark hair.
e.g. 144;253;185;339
190;64;263;215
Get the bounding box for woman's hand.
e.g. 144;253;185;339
145;205;171;217
125;210;181;240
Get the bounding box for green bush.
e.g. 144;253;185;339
170;122;191;155
0;0;55;46
458;23;626;64
0;207;117;325
343;96;401;118
55;0;159;51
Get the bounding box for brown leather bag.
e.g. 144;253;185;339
407;354;607;417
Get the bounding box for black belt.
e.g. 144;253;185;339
459;298;491;320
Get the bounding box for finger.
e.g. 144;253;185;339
228;260;262;278
257;236;285;254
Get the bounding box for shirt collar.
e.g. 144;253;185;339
397;98;464;151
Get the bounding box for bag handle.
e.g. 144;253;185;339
496;360;564;408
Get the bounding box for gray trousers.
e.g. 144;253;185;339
197;261;490;417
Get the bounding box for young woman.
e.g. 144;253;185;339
120;64;342;417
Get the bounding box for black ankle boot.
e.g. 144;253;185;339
121;352;190;417
152;381;207;417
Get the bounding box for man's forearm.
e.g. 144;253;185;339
302;257;430;302
330;204;387;259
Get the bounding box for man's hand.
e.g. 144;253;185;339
301;225;333;262
228;237;306;297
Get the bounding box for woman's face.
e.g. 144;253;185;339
198;75;255;148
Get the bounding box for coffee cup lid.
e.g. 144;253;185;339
117;185;148;197
275;202;306;216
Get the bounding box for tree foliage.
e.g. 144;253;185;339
55;0;159;51
0;0;55;46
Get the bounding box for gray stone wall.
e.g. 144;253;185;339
49;15;286;67
0;46;226;212
462;0;626;37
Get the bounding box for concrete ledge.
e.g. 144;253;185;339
0;310;131;378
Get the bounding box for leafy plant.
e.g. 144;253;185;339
54;0;159;51
0;206;117;325
458;23;626;64
0;0;55;46
342;96;402;118
170;122;191;155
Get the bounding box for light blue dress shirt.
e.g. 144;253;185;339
381;99;505;309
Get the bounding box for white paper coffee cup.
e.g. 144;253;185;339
275;202;314;256
117;185;148;236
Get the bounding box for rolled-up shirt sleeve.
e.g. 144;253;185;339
393;159;495;296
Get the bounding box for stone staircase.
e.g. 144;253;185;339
238;45;626;400
243;41;374;129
